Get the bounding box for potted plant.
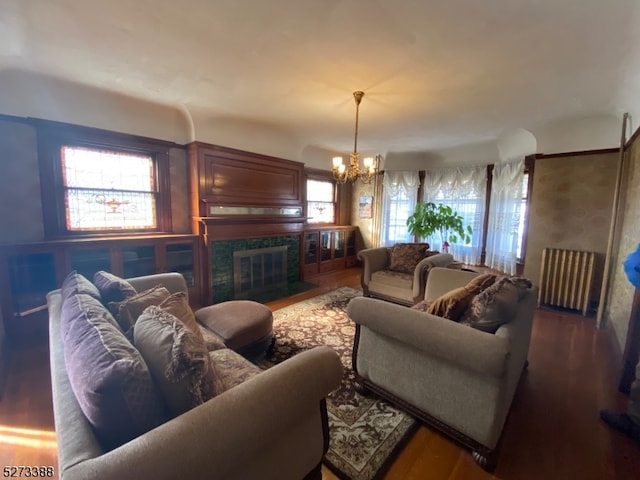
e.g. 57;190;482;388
406;202;473;252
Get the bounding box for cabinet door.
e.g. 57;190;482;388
69;248;113;279
332;230;345;269
164;242;196;288
303;232;319;277
7;252;58;316
319;231;333;273
122;245;157;278
345;228;358;266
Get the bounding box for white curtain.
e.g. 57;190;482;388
380;171;420;246
485;157;525;275
422;165;487;264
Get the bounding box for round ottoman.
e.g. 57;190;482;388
195;300;274;359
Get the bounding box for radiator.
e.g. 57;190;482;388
538;248;596;316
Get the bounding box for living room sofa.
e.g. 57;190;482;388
358;244;453;306
48;272;343;480
347;267;537;470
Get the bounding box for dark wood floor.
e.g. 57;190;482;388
1;267;639;479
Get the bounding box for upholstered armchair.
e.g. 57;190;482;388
357;243;453;306
348;267;537;471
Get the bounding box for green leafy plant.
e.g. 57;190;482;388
406;202;473;246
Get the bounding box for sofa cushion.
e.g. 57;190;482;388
208;348;262;392
61;271;101;304
134;306;216;417
427;273;497;321
61;293;167;451
110;285;171;332
388;243;431;274
461;276;532;332
371;269;414;289
93;271;137;305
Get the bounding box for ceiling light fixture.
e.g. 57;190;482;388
332;91;381;184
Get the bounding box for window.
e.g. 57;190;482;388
306;178;336;224
61;146;157;231
422;166;487;265
381;171;420;246
37;120;172;237
516;172;529;261
382;191;415;245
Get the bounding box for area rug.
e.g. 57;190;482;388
257;287;418;480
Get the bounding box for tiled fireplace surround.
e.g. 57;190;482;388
210;235;301;303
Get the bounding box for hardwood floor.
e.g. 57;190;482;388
1;267;639;479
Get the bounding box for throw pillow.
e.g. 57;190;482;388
110;285;171;332
157;292;204;342
426;273;497;321
60;271;101;304
134;306;217;418
60;293;120;341
460;276;533;333
61;293;167;451
388;243;431;274
411;299;432;312
93;271;137;305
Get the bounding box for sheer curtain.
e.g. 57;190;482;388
380;171;420;246
422;165;487;264
485;157;525;275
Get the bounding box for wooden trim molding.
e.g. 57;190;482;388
35;120;175;238
535;148;619;159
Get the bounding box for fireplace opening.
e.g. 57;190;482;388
233;246;288;299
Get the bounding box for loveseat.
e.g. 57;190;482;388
48;271;343;480
347;267;537;470
358;243;453;306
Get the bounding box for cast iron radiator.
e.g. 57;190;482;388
538;248;596;316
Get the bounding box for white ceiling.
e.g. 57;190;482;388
2;0;640;165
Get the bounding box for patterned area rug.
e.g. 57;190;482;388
257;287;418;480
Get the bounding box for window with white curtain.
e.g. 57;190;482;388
422;166;487;265
380;171;420;246
517;172;529;261
485;157;525;275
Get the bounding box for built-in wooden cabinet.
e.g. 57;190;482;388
303;226;357;279
0;234;201;344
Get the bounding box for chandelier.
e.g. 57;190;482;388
331;91;381;184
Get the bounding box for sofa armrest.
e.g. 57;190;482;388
357;247;390;286
348;296;509;378
412;253;454;299
126;272;188;296
61;346;343;480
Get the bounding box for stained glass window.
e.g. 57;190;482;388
61;146;157;231
307;179;335;224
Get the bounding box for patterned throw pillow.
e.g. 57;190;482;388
109;285;172;332
60;271;101;304
426;273;497;321
460;276;532;333
61;293;167;451
93;271;137;305
388;243;431;274
134;306;217;417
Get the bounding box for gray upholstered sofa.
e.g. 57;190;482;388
48;272;343;480
347;267;537;470
358;245;453;306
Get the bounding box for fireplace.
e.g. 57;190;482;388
210;235;300;303
233;246;288;299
